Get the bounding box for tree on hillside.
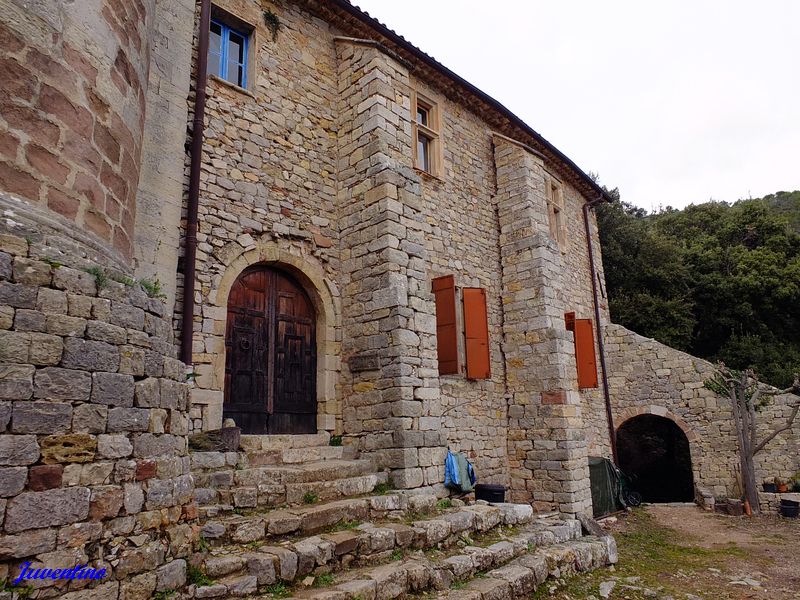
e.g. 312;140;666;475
597;192;800;389
705;365;800;514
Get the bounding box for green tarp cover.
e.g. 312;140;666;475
589;456;624;518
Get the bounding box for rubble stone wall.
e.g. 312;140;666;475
0;198;193;598
179;0;344;434
594;323;800;498
410;79;509;486
0;0;197;595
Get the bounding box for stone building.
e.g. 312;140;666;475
0;0;798;597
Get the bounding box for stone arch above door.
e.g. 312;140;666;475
190;238;341;433
616;405;700;444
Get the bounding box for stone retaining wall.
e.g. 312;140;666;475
596;323;800;499
0;199;194;598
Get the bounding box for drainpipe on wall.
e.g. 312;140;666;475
582;197;618;463
181;0;212;366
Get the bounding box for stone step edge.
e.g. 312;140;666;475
193;458;377;484
200;496;539;547
190;445;360;472
195;472;388;516
190;524;614;599
192;509;586;595
240;432;331;451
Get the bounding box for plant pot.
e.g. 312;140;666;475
763;482;778;493
777;484;789;493
779;499;799;518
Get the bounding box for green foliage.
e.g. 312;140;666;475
303;491;319;504
323;519;361;533
372;482;392;495
530;509;745;599
390;548;404;561
196;534;210;552
313;573;335;587
0;579;33;598
328;435;343;447
187;564;213;587
263;9;281;40
109;272;135;286
85;266;108;290
140;277;167;298
41;257;62;269
598;191;800;387
153;591;175;600
264;582;291;598
436;498;452;510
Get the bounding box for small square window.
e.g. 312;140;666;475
208;19;249;88
412;92;441;177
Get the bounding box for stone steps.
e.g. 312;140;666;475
188;494;608;598
200;493;439;546
195;522;615;600
288;535;613;600
192;449;382;515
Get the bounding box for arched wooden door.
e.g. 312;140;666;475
224;266;317;434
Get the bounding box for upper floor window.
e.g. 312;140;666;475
546;178;566;248
209;19;249;88
412;92;441;177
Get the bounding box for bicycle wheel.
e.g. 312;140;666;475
626;491;642;507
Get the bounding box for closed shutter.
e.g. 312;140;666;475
432;275;458;375
463;287;491;379
565;313;599;389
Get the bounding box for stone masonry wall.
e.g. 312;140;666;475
179;0;344;434
0;0;156;261
0;197;194;599
133;0;195;308
335;40;446;491
494;137;592;515
411;79;509;486
596;323;800;498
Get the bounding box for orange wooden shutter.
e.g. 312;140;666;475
572;318;598;388
432;275;458;375
463;287;491;379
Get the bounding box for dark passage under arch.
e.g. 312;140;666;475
617;414;694;503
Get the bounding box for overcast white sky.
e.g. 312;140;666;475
353;1;800;211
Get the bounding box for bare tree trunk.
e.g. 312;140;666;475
711;367;800;517
729;376;760;514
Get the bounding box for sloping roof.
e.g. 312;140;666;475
306;0;613;203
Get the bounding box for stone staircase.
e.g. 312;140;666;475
185;435;617;599
191;432;387;518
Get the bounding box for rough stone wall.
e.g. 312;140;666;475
494;137;592;515
133;0;195;308
0;0;156;261
411;80;510;486
179;0;344;434
335;40;446;491
0;198;193;598
0;0;197;594
598;323;800;498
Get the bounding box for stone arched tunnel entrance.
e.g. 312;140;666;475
617;414;695;502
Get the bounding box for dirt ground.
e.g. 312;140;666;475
534;504;800;599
